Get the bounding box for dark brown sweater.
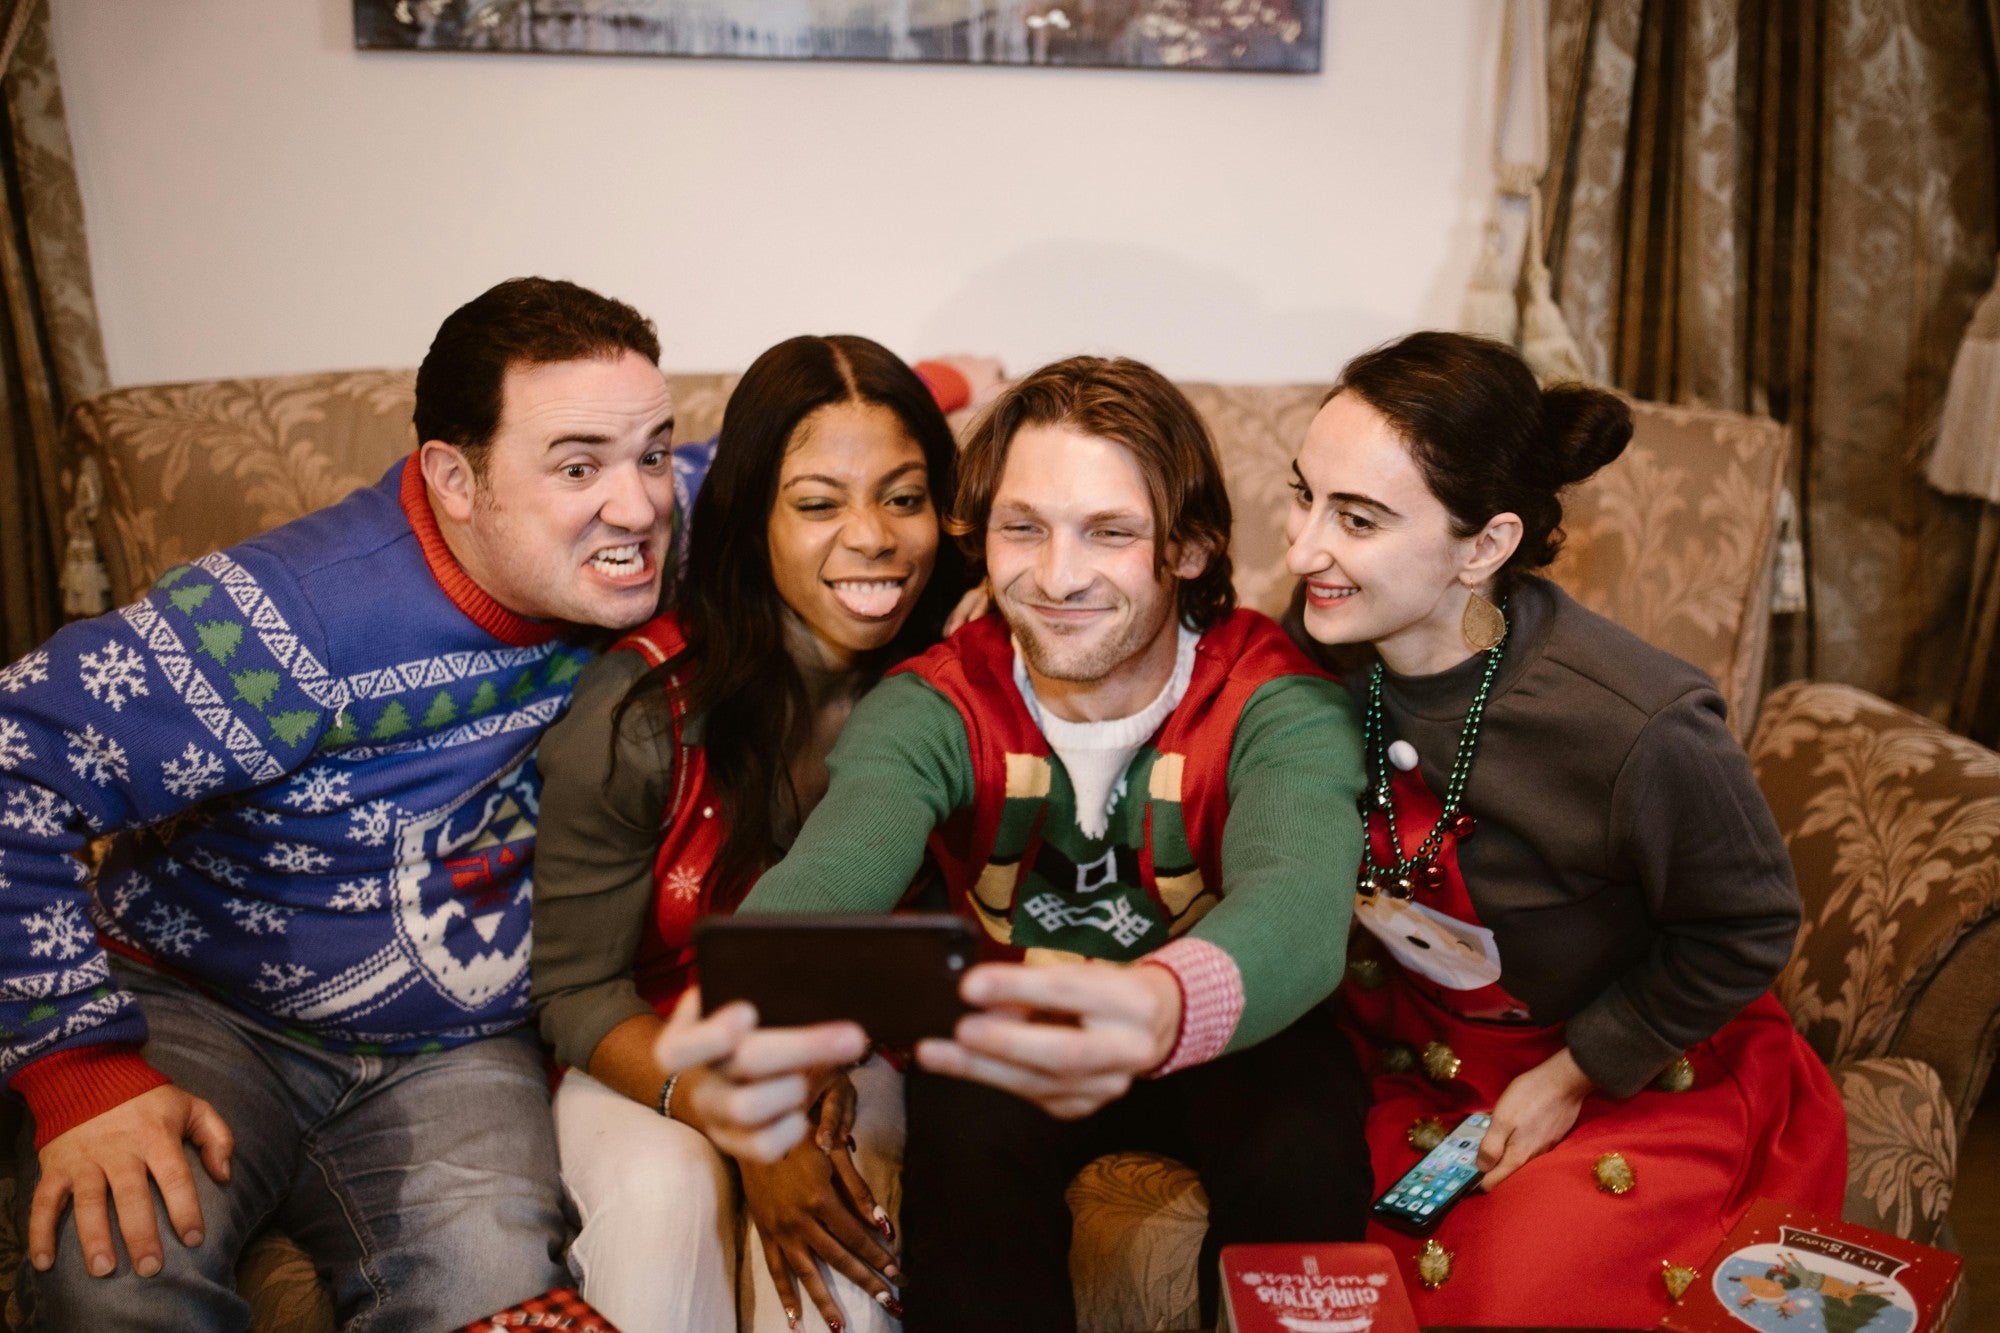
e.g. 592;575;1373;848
1355;577;1799;1098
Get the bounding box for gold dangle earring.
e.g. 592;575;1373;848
1461;587;1507;653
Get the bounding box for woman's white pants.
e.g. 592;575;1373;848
555;1058;904;1333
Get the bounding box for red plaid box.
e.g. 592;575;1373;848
450;1286;621;1332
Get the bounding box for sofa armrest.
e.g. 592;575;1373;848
62;369;748;611
1834;1056;1958;1245
1751;681;2000;1125
1882;911;2000;1132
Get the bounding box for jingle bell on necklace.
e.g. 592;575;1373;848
1355;605;1508;909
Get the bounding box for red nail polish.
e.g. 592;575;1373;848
885;1298;906;1318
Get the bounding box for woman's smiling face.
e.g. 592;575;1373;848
767;398;939;669
1283;390;1487;673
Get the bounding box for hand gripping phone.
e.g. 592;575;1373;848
692;913;978;1048
1369;1111;1490;1236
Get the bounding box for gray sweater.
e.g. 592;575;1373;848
1357;577;1799;1098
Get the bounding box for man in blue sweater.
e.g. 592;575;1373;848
1;277;678;1328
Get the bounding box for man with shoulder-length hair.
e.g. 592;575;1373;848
1;277;680;1329
739;355;1373;1331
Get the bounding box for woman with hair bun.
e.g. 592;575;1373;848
1284;331;1845;1324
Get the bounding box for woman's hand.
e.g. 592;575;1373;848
944;582;992;635
741;1088;903;1331
1476;1046;1595;1190
652;990;867;1163
813;1069;893;1242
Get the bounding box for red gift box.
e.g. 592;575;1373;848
450;1287;621;1332
1659;1198;1961;1333
1218;1242;1421;1333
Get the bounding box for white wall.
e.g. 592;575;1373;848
52;0;1502;388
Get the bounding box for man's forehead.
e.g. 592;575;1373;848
496;353;674;439
995;423;1152;516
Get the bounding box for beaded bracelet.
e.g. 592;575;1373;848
655;1070;683;1120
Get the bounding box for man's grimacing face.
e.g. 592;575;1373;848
453;350;678;630
984;423;1204;687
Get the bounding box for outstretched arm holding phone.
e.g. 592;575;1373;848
737;656;1362;1121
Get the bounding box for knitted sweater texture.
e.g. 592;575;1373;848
738;612;1366;1060
0;457;597;1140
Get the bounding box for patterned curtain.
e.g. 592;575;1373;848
0;0;108;664
1542;0;1999;719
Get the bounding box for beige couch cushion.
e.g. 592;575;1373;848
74;370;741;608
1555;402;1788;738
74;373;1786;737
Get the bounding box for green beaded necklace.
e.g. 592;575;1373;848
1358;606;1508;900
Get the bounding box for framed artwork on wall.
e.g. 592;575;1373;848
353;2;1323;73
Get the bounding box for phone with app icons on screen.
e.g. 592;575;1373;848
1369;1111;1490;1236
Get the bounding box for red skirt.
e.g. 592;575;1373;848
1340;976;1847;1327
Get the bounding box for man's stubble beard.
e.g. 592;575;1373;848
1001;593;1174;686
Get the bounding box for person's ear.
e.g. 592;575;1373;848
1460;512;1523;589
1167;538;1212;583
418;441;479;525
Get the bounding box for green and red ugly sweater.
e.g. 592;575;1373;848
736;609;1367;1071
0;457;627;1146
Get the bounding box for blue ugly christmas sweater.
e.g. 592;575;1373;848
0;456;630;1143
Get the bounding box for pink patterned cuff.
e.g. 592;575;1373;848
1140;937;1244;1077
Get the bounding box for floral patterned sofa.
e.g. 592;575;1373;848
1;369;1992;1330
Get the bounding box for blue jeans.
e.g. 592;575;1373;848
13;960;569;1331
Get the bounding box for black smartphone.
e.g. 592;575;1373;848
693;913;979;1048
1368;1110;1490;1236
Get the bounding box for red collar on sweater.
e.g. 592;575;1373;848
398;453;559;648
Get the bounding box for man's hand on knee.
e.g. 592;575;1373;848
915;960;1184;1119
30;1083;234;1279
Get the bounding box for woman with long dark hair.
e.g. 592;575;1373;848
1284;331;1846;1323
532;335;970;1333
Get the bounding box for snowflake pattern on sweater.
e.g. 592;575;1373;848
0;458;608;1102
